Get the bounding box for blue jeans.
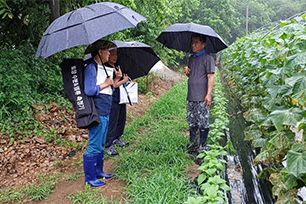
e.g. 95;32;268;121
85;116;109;157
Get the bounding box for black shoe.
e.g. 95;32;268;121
198;145;210;153
113;139;129;147
105;145;118;156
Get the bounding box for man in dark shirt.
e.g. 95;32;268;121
184;33;215;152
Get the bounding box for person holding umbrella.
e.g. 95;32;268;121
156;22;227;153
184;33;215;153
34;1;147;189
104;48;130;156
82;40;121;188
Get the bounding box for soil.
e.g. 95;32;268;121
0;76;183;204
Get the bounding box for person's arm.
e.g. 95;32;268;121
114;74;129;88
204;73;214;108
99;77;113;90
113;67;123;87
84;64;100;96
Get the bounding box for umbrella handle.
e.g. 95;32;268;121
97;54;110;77
123;85;132;106
102;63;114;90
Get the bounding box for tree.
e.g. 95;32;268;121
191;0;240;44
230;0;274;42
265;0;306;22
49;0;60;22
0;0;50;46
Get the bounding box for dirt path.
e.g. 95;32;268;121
10;75;180;204
34;153;126;204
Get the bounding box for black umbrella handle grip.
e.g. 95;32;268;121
100;62;114;89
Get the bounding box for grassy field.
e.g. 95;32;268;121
108;79;193;204
1;76;230;204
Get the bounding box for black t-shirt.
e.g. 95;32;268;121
187;53;215;101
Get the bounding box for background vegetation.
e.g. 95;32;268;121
1;0;305;135
220;14;306;203
1;0;306;202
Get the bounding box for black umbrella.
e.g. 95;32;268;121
112;40;160;79
35;2;146;59
156;22;227;53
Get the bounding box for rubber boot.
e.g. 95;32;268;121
199;128;209;146
83;154;106;188
199;128;209;152
187;126;198;149
96;150;113;180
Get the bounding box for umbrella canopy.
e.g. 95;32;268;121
36;2;146;59
112;40;160;79
156;22;227;53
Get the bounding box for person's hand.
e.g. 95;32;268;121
104;77;113;86
114;66;122;79
122;74;129;83
204;94;212;108
184;66;190;76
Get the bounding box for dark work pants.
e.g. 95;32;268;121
105;102;127;148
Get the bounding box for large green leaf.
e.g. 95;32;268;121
292;77;306;94
244;129;262;141
286;75;304;87
291;143;306;153
254;150;270;165
253;138;267;148
286;150;306;177
286;53;306;67
292;88;306;105
278;84;293;96
266;131;293;150
186;197;199;204
243;108;266;124
282;23;305;35
267;85;281;98
282;174;297;190
269;108;303;131
197;174;207;185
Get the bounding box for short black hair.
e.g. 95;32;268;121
91;50;99;57
192;33;207;43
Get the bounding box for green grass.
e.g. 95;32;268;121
110;80;193;204
65;170;84;181
0;79;193;204
0;173;62;204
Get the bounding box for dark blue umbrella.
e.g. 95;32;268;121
112;40;160;79
35;2;146;59
85;40;160;79
156;22;227;53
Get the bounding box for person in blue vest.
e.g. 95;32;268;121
183;34;215;153
83;40;121;188
104;48;130;156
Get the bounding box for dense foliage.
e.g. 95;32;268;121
220;14;306;203
0;44;69;137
